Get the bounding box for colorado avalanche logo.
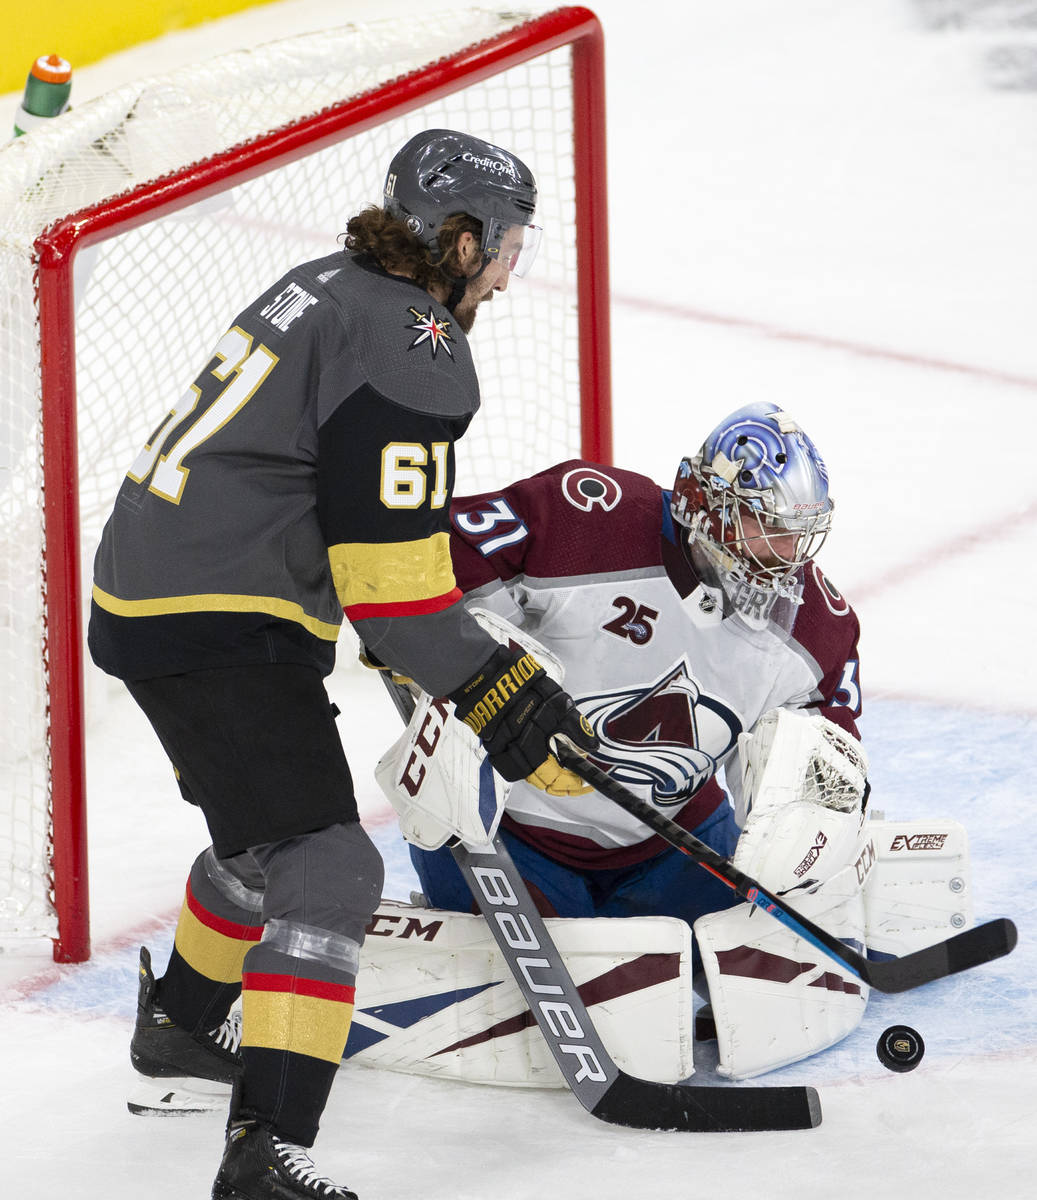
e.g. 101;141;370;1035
580;660;742;804
561;466;622;512
407;307;454;359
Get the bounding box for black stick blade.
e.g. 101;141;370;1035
864;918;1018;994
592;1076;822;1132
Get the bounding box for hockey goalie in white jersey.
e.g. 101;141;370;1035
374;401;974;1083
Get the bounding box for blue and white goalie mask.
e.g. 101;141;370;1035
670;402;833;626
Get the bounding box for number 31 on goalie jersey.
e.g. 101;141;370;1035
832;659;862;714
128;327;278;504
453;498;529;555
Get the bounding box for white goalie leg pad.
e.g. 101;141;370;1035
347;900;694;1087
732;707;869;894
374;608;564;851
694;865;869;1079
863;818;973;956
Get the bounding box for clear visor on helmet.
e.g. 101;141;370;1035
484;219;543;277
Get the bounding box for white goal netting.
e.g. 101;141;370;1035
0;8;604;952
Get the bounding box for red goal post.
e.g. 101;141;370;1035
0;6;611;962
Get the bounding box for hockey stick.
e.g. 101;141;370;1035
375;671;821;1132
550;739;1018;995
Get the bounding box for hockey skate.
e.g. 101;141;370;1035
128;945;242;1116
212;1110;358;1200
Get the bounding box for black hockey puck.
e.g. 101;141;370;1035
876;1025;925;1073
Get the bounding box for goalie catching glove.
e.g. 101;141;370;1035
448;644;598;795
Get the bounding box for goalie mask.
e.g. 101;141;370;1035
671;402;833;626
383;128;541;276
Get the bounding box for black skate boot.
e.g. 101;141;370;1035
128;945;242;1115
212;1112;358;1200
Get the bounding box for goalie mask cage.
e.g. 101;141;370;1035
0;6;610;963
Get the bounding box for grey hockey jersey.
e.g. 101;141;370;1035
89;250;499;695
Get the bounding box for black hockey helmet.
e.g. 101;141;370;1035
383;128;541;275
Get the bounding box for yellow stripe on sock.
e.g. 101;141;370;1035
173;892;260;984
242;987;354;1064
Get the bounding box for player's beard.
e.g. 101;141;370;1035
452;288;491;335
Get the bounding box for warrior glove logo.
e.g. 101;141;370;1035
407;307;454;359
460;653;539;737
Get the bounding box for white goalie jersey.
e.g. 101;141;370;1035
446;460;863;871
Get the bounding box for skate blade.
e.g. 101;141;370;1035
127;1075;231;1116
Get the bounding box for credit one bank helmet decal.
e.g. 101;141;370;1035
383;129;541;275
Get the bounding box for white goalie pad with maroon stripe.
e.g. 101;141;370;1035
345;900;694;1087
694;868;869;1080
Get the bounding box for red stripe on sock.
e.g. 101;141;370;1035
242;972;356;1004
185;880;263;941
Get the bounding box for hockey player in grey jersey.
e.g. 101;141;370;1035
88;128;595;1200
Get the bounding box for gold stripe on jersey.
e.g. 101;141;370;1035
328;532;456;610
91;584;341;641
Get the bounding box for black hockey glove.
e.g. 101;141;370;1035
449;645;598;796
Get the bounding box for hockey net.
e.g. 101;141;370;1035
0;6;610;961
